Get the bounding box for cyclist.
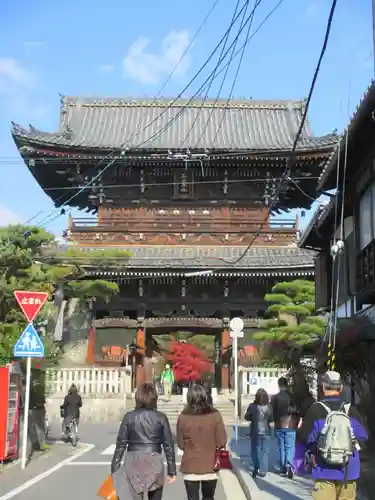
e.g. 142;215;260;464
60;384;82;440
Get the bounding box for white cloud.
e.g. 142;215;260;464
0;57;37;90
123;30;191;85
97;64;115;74
0;58;47;119
0;207;22;226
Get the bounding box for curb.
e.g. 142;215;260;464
230;452;260;500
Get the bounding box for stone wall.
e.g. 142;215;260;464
60;298;92;366
46;395;131;423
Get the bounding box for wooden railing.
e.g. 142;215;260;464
46;367;132;396
71;217;297;232
239;367;287;397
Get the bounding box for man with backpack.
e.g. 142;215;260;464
298;371;368;499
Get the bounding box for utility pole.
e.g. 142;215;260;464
373;0;375;75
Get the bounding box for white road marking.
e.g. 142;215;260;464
101;444;116;456
68;461;182;467
0;443;95;500
102;444;183;456
69;461;111;466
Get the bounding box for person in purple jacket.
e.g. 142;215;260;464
298;371;368;500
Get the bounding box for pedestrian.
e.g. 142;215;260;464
298;371;368;500
177;384;227;500
244;388;273;478
111;383;176;499
60;383;82;439
160;363;174;401
271;376;299;478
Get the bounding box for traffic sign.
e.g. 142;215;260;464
14;290;48;322
13;323;45;358
229;317;244;332
250;377;258;385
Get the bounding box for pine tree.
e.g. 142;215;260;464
254;279;326;366
0;224;125;365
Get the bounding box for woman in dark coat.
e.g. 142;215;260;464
111;383;176;500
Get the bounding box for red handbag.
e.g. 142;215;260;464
213;448;233;471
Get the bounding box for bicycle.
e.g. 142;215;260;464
64;417;78;447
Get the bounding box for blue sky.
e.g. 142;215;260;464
0;0;373;237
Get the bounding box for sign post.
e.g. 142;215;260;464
230;317;244;443
13;291;48;470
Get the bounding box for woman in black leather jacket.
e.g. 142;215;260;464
111;383;176;500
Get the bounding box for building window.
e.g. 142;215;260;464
359;184;374;249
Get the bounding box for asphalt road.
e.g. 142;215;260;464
0;423;246;500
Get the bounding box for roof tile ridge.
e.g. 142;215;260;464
56;95;309;110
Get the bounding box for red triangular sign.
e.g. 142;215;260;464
14;290;49;322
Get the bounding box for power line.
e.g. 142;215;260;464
0;2;298;172
124;0;267;153
222;0;339;265
180;0;245;148
211;0;261;147
29;1;255;230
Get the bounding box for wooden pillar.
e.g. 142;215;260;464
136;327;145;388
86;327;95;364
221;329;231;391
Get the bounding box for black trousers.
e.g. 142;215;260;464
148;489;163;500
184;480;217;500
118;487;163;500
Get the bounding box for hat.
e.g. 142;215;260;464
322;371;341;386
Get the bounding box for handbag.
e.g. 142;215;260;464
97;474;117;500
213;448;233;471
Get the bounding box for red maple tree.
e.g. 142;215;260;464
167;341;212;383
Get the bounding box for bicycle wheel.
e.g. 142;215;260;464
70;425;77;447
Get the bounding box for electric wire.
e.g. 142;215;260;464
211;0;260;148
0;0;289;170
32;1;277;230
332;94;350;355
193;0;253;149
218;0;339;265
125;0;268;154
31;1;257;230
179;0;245;148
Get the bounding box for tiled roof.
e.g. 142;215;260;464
60;245;315;269
12;96;337;152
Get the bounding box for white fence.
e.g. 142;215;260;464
46;367;132;397
239;367;286;397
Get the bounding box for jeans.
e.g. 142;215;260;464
275;429;296;472
250;434;269;474
184;480;217;500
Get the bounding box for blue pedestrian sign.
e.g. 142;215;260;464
14;323;45;358
250;377;258;386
